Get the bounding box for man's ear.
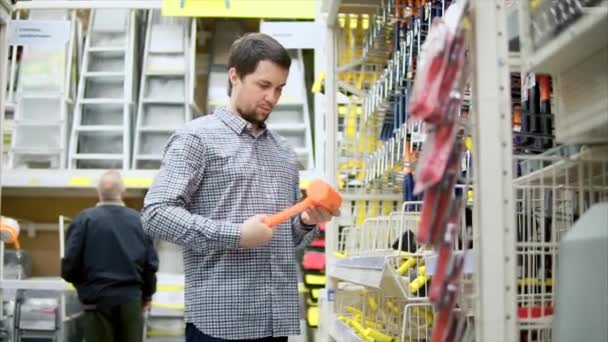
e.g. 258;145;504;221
228;67;240;87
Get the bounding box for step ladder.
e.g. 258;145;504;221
68;9;138;169
266;50;314;170
133;10;195;169
9;10;78;169
206;20;245;113
206;23;314;170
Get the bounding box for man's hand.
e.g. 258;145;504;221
142;298;151;315
300;207;341;226
239;215;273;248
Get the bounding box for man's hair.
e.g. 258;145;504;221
227;33;291;96
97;170;125;201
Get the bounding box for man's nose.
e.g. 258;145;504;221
264;90;279;105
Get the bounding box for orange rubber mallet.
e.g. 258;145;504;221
264;179;342;228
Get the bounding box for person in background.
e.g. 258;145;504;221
141;33;339;342
61;170;158;342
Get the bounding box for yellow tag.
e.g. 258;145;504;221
304;274;326;286
307;306;320;326
124;177;153;187
69;177;91;187
162;0;316;19
361;14;370;30
26;178;41;186
157;284;184;292
465;136;473;151
311;72;326;93
333;251;346;259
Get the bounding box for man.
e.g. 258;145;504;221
61;170;158;342
142;33;339;342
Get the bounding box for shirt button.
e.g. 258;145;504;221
265;193;272;200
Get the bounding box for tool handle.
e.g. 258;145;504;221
264;198;313;228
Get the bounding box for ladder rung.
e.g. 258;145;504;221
145;70;186;77
72;154;124;160
138;126;179;133
134;154;163;161
148;51;185;56
83;71;124;78
76;125;124;133
267;123;307;132
79;99;127;105
142;99;185;105
13;120;64;126
295;148;309;156
88;46;126;53
10;147;63;154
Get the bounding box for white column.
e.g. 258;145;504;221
472;0;517;341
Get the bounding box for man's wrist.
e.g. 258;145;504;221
299;214;316;229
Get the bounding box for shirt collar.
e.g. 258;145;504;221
214;106;267;137
96;200;125;207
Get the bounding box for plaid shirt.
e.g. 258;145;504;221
142;107;319;339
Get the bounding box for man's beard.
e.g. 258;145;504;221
238;107;268;126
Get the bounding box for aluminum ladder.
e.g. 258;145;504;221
206;20;245;113
132;10;195;169
265;50;315;170
206;22;314;170
9;10;79;169
68;9;138;169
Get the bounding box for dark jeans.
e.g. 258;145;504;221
83;299;143;342
186;323;288;342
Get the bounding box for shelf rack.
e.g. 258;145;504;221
321;0;517;341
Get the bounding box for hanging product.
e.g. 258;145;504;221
408;2;467;124
407;1;471;342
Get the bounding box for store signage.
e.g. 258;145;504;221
8;20;70;47
163;0;316;19
260;21;322;49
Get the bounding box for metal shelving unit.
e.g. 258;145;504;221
518;1;608;145
320;0;517;341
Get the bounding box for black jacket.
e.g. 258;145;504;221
61;203;159;306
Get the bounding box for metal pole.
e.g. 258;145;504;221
0;5;10;322
323;9;338;341
472;1;517;341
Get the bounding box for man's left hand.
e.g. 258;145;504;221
300;206;340;226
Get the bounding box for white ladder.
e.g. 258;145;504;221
206;22;314;170
68;9;137;170
132;10;195;169
265;50;315;170
9;10;78;169
206;20;245;113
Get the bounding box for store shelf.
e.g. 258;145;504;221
329;256;386;288
524;6;608;74
1;168;157;197
1;168;321;197
0;277;72;291
331;317;364;342
513;146;608;186
15;0;163;10
324;0;382;25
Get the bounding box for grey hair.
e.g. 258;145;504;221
97;170;125;201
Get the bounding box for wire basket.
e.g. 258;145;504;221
513;146;608;338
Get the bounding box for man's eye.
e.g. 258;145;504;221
259;83;270;89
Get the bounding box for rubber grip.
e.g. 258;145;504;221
264;198;313;228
